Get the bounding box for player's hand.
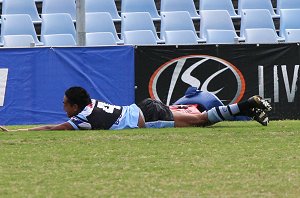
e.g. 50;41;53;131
0;126;28;132
0;126;9;132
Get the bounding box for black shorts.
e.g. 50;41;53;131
137;98;174;122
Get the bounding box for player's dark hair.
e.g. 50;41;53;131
65;87;92;111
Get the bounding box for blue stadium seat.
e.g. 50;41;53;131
2;0;42;23
279;9;300;38
164;30;198;45
121;12;163;43
44;34;76;46
160;11;201;42
276;0;300;15
3;35;35;47
240;9;283;41
86;12;122;44
199;0;240;19
206;30;239;44
124;30;157;45
1;14;43;45
42;0;76;21
121;0;160;21
244;28;278;43
284;29;300;43
200;10;238;42
160;0;200;19
41;13;76;44
85;0;121;22
43;34;76;46
86;32;117;46
238;0;279;18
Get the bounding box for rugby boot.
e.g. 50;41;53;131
248;95;272;112
249;108;269;126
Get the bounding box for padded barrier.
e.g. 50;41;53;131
173;87;250;121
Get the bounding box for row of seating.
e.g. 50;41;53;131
0;0;298;24
120;9;298;44
118;0;296;19
0;0;75;23
2;7;300;47
0;0;42;1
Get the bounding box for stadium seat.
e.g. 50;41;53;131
240;9;283;41
206;30;239;44
121;0;160;21
43;34;76;46
244;28;278;43
85;0;121;22
276;0;300;15
41;13;76;44
3;35;35;47
1;14;43;45
160;0;200;19
164;30;198;45
284;29;300;43
2;0;42;23
121;12;163;43
124;30;157;45
199;10;239;42
279;9;300;38
238;0;279;18
42;0;76;21
199;0;240;19
86;32;117;46
160;11;201;42
86;12;122;44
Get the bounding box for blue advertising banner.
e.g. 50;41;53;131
0;46;134;125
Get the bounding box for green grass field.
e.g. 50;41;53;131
0;120;299;197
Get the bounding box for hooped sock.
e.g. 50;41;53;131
207;104;240;124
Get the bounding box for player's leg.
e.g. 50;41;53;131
139;96;272;128
171;111;209;127
207;95;272;126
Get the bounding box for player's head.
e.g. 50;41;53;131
64;86;92;117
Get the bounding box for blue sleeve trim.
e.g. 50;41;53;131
145;121;175;128
75;114;88;122
67;120;79;130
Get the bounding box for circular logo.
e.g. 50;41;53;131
149;55;246;105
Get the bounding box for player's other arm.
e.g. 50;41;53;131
0;122;74;132
29;122;74;131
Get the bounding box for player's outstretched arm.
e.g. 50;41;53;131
0;126;9;131
0;122;74;132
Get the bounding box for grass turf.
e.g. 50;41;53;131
0;120;299;197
